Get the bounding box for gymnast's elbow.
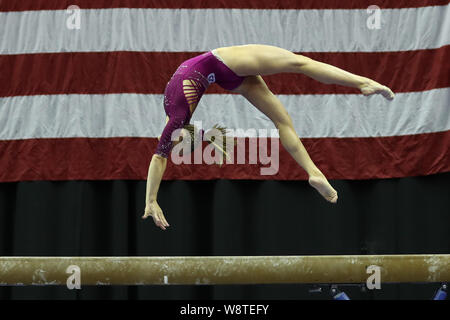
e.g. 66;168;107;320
152;153;167;163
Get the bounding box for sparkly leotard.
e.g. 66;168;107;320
155;50;245;158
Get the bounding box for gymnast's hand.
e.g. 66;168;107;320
143;200;170;230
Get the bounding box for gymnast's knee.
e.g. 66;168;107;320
275;123;299;153
291;54;313;71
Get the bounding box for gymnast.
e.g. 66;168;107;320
143;44;395;230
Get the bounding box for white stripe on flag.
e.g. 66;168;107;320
1;88;449;140
0;6;449;54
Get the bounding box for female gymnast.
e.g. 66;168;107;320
142;44;395;230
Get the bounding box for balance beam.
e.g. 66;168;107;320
0;255;449;286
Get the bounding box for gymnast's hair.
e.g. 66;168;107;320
183;123;233;164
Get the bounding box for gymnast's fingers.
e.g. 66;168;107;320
153;206;169;228
152;215;165;230
153;211;167;230
159;214;169;229
158;219;167;230
160;213;170;227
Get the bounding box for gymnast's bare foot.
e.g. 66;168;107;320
359;79;395;100
308;173;338;204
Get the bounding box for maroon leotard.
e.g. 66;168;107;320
155;51;245;158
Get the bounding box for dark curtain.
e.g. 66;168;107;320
0;173;449;299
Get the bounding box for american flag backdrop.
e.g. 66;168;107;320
0;0;449;182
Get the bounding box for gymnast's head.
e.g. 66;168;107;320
158;123;232;161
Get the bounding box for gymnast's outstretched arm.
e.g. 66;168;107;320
143;154;170;230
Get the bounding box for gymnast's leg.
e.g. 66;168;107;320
217;44;395;100
233;76;338;203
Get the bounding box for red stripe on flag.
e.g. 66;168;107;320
1;131;448;182
0;0;447;11
1;46;449;97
